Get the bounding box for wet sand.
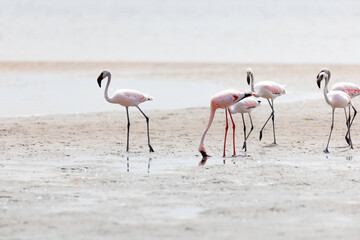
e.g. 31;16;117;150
1;62;360;239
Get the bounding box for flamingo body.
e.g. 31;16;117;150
254;81;286;99
111;89;153;107
212;89;248;109
332;82;360;98
325;91;352;108
230;97;261;114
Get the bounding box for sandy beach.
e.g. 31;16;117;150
0;62;360;239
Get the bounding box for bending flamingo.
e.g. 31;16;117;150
198;89;253;157
97;70;154;152
246;68;286;144
317;68;359;145
229;97;261;152
317;72;355;153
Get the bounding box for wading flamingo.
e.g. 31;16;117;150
229;97;261;152
246;68;286;144
97;70;154;152
198;89;253;157
317;72;356;153
317;68;359;146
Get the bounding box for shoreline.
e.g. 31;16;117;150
1;62;360;239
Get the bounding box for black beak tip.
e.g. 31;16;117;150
247;75;250;85
97;74;103;88
200;151;207;157
317;80;321;89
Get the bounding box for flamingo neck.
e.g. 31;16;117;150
250;73;255;93
199;104;216;150
104;73;115;103
323;78;331;105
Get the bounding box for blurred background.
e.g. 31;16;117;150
1;0;360;63
1;0;360;117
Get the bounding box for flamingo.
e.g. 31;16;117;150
97;70;154;152
198;89;253;157
317;68;359;145
229;97;261;152
246;68;286;144
317;72;355;153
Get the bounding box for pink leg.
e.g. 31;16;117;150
223;109;229;157
228;109;236;156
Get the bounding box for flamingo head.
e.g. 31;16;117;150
317;72;328;88
198;146;211;158
243;92;254;99
246;68;253;85
317;68;331;82
97;70;110;88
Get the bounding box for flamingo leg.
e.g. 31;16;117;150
324;108;335;153
241;113;247;152
223;109;229;157
228;109;236;156
246;113;254;140
270;98;277;144
346;106;357;149
259;99;274;142
126;107;130;152
136;106;154;152
344;108;351;145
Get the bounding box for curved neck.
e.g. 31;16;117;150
199;105;216;149
104;73;115;103
323;78;331;105
250;73;255;93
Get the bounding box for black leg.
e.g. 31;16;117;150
243;113;254;150
136;106;154;152
344;108;351;145
126;107;130;152
346;106;357;149
270;99;276;144
259;99;274;141
223;109;229;157
241;113;247;151
245;113;254;140
324;108;335;153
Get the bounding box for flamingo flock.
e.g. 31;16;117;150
97;68;358;156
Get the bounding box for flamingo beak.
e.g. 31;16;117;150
200;150;211;158
317;77;322;89
247;74;250;85
97;73;103;88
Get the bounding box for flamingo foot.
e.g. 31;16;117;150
323;149;330;154
345;136;351;145
149;144;154;152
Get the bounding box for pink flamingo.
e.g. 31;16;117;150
246;68;286;144
317;68;359;146
198;89;253;157
317;72;355;153
97;70;154;152
229;97;261;152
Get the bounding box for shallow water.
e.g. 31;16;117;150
2;153;358;179
0;73;319;117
